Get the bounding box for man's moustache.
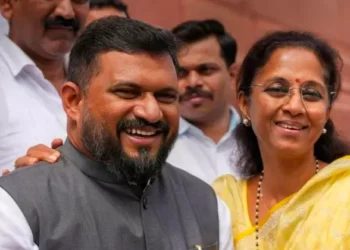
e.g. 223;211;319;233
179;88;213;102
44;16;80;31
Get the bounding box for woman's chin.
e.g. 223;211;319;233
269;142;308;158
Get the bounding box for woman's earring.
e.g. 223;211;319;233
322;128;327;134
243;118;250;127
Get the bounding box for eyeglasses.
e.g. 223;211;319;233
251;81;335;110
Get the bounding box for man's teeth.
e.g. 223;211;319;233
126;128;157;136
277;123;302;130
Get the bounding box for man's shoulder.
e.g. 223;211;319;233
0;47;20;89
0;36;36;80
166;128;201;160
0;158;74;188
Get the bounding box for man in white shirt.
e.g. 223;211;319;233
168;19;240;183
0;0;89;172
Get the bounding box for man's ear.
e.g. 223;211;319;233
60;82;84;123
228;63;239;87
228;62;238;77
1;0;15;21
227;63;239;107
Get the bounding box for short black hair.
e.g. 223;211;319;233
235;30;350;177
90;0;130;18
171;19;237;66
68;16;179;92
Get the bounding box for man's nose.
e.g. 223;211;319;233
187;71;204;88
133;93;163;124
54;0;75;20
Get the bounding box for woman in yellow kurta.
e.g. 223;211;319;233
213;31;350;249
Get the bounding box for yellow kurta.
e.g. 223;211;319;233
213;156;350;249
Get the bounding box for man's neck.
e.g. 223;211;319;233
67;129;96;160
12;37;67;93
32;55;67;93
189;107;232;143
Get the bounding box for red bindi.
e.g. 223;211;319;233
295;78;301;83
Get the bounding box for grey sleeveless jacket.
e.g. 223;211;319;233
0;140;219;250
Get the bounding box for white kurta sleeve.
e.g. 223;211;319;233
218;196;234;250
0;187;38;250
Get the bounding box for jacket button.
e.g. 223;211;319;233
143;197;148;209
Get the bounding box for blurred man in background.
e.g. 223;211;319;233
0;0;89;172
168;19;240;184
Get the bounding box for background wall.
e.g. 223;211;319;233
127;0;350;141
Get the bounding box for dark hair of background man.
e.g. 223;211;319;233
90;0;130;18
68;16;179;91
172;19;237;67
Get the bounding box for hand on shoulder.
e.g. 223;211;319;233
1;138;63;176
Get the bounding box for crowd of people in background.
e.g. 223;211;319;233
0;0;350;249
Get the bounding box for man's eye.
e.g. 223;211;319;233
178;69;188;79
198;66;215;75
155;93;178;104
114;89;139;99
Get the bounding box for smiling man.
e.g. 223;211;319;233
0;17;232;250
0;0;89;172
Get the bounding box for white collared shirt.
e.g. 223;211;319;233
167;108;240;184
0;35;67;172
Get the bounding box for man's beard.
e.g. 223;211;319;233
81;108;176;186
